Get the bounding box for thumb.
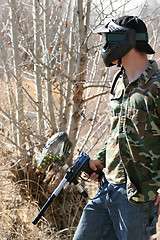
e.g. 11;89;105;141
155;199;159;206
155;194;160;206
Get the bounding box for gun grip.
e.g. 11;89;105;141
82;160;104;181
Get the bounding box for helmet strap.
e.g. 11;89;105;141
117;58;122;67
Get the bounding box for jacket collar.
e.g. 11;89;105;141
139;60;159;83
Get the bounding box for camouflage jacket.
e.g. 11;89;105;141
95;60;160;203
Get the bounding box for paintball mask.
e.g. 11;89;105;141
94;16;154;67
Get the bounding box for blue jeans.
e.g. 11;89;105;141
73;180;158;240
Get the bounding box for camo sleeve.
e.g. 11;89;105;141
94;141;108;167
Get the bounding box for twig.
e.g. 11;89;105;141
29;47;72;81
0;143;43;172
0;132;22;150
11;70;54;130
82;90;109;103
83;85;110;89
0;106;45;142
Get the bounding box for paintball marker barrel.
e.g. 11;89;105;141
32;177;68;225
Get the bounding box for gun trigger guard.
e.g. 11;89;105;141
80;174;90;182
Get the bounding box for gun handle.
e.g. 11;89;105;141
82;160;104;180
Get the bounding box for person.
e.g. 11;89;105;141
73;16;160;240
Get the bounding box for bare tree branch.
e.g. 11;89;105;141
82;90;109;103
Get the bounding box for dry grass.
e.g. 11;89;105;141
0;148;90;240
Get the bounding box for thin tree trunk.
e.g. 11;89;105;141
33;0;45;136
60;0;75;132
10;0;25;152
0;32;17;144
68;0;91;163
43;0;57;133
76;49;101;142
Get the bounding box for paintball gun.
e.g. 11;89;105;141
32;132;104;225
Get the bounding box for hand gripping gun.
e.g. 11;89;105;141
32;132;104;225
